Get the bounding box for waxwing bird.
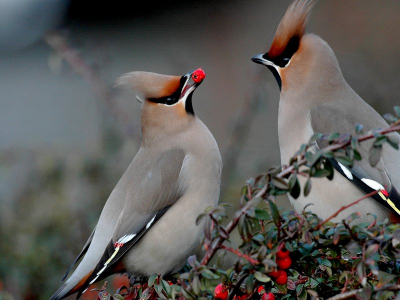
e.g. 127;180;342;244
50;68;222;300
251;0;400;222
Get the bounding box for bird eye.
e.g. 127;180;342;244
282;57;290;64
165;97;175;105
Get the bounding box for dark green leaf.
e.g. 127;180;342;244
387;135;399;150
304;178;312;197
373;136;387;146
255;208;269;220
268;199;280;225
312;169;331;178
353;149;362;161
245;274;255;294
335;156;353;167
289;174;301;199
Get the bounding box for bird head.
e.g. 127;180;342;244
115;69;206;139
251;0;336;92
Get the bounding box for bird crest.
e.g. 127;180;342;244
115;71;181;100
268;0;315;59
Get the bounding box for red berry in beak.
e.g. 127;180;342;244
192;68;206;83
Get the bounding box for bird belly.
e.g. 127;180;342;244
122;191;217;276
289;169;390;222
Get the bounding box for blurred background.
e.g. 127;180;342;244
1;0;400;299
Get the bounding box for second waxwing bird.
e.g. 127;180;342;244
251;0;400;223
49;68;222;300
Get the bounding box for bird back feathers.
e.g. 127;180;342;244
115;71;181;100
268;0;315;59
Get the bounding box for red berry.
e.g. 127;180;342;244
275;270;288;285
214;283;228;300
277;256;292;270
257;286;265;294
276;248;290;259
268;268;280;278
262;292;275;300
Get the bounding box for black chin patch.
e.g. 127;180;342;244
267;66;282;91
185;93;195;115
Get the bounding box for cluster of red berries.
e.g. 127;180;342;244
213;248;292;300
257;286;274;300
268;248;291;285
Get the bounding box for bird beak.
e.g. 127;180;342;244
251;53;282;91
180;68;206;99
251;53;276;68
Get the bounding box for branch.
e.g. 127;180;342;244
316;190;378;229
327;284;400;300
220;245;259;265
199;124;400;267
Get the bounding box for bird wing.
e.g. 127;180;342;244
61;226;96;281
78;148;186;294
310;103;400;216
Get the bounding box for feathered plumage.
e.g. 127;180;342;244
268;0;314;59
50;68;222;299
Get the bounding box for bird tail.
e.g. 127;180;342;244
49;271;93;300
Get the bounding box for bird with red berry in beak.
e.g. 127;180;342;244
50;68;222;300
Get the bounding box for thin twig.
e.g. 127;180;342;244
327;284;400;300
316;190;378;229
220;245;259;265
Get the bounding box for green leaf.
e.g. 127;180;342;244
245;274;255;294
304;178;312;197
268;199;280;225
289;174;301;199
201;269;220;280
191;275;200;295
195;213;206;225
155;283;163;294
255;208;269;220
335;156;353;167
181;288;195;300
162;279;172;295
148;274;158;287
373;136;387;146
353;149;362;161
309;132;324;143
113;295;124;300
369;145;382;167
312;169;331;178
254;271;271;283
272;177;289;190
387;135;399;150
327;132;341;141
